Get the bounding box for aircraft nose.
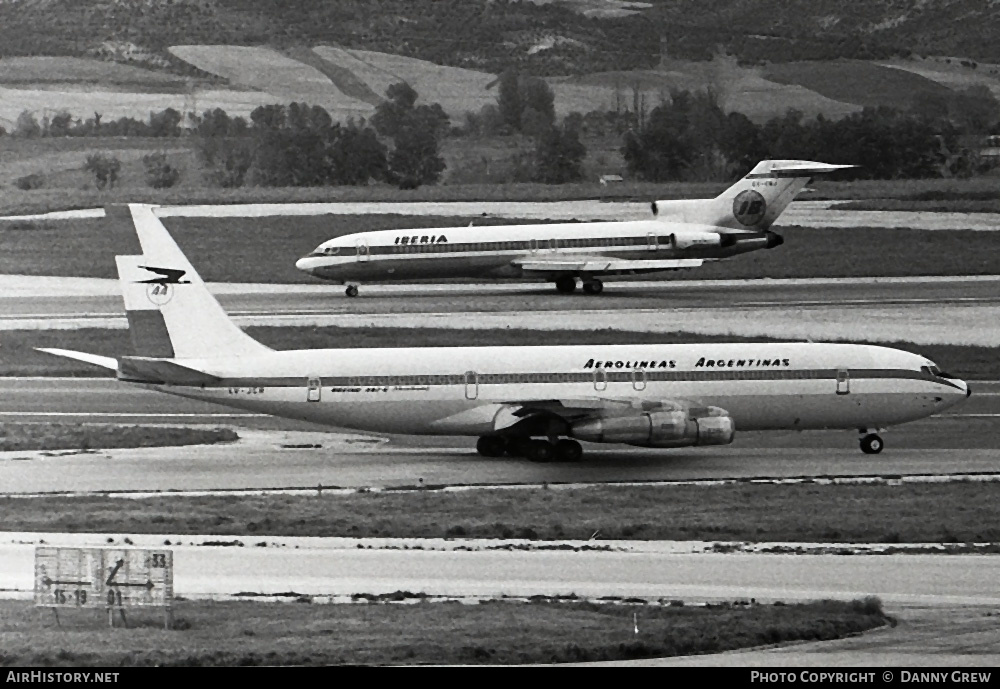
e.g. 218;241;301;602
295;256;321;274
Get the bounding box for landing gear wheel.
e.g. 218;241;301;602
582;280;604;295
553;438;583;462
860;434;884;455
555;276;577;294
345;285;359;298
525;439;555;463
506;437;531;458
476;435;507;458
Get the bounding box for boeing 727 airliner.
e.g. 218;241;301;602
296;160;853;296
41;204;968;461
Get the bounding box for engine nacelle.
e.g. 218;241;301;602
667;231;723;250
571;409;735;448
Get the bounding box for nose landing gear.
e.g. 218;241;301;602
860;432;884;455
345;284;359;297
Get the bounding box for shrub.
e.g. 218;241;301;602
14;173;44;190
84;153;122;190
143;152;181;188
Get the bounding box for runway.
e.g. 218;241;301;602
4;275;1000;345
2;377;998;494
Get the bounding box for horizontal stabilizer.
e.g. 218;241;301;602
35;348;118;371
747;160;857;178
514;257;703;275
117;357;222;385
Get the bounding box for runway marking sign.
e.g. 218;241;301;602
35;547;173;611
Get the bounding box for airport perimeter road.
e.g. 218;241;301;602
2;377;998;494
3;534;1000;607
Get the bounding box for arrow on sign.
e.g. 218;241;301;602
111;581;155;590
105;559;124;586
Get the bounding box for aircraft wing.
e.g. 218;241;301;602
512;256;704;276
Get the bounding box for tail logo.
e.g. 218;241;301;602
732;190;767;226
136;266;189;306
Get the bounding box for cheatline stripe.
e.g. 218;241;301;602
137;368;963;390
0;412;267;417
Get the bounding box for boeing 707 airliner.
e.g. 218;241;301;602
41;204;968;461
297;160;853;296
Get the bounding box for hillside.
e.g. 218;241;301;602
3;0;1000;74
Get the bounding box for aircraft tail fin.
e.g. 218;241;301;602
108;204;271;360
651;159;855;231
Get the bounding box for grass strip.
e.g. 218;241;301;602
0;423;237;452
3;483;999;543
0;598;888;666
3;174;1000;215
3;327;993;378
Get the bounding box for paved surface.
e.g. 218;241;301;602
4;275;1000;345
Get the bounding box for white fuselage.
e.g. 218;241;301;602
295;220;779;283
139;342;968;438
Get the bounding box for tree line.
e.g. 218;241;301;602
7;74;998;192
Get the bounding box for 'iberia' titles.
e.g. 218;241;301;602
584;359;676;369
394;235;448;245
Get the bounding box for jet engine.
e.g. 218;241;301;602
667;231;723;250
570;408;735;448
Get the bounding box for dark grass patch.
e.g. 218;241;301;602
3;483;999;543
0;423;237;452
3;214;1000;283
0;598;886;666
4;327;995;379
834;199;1000;213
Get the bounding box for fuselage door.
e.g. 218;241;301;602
594;367;608;392
549;238;559;252
632;367;647;391
529;238;539;254
307;376;322;402
465;370;478;400
356;239;370;262
836;368;850;395
646;232;658;251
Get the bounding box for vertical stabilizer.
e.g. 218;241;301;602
651;160;855;230
109;204;271;360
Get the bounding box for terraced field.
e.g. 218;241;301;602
764;60;956;110
168;45;372;119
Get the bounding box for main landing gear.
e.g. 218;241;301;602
859;432;884;455
476;435;583;462
345;284;359;298
553;277;604;295
555;276;577;294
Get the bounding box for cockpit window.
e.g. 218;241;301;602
323;246;340;255
921;364;955;379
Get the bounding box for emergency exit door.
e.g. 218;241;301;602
836;368;850;395
307;377;322;402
